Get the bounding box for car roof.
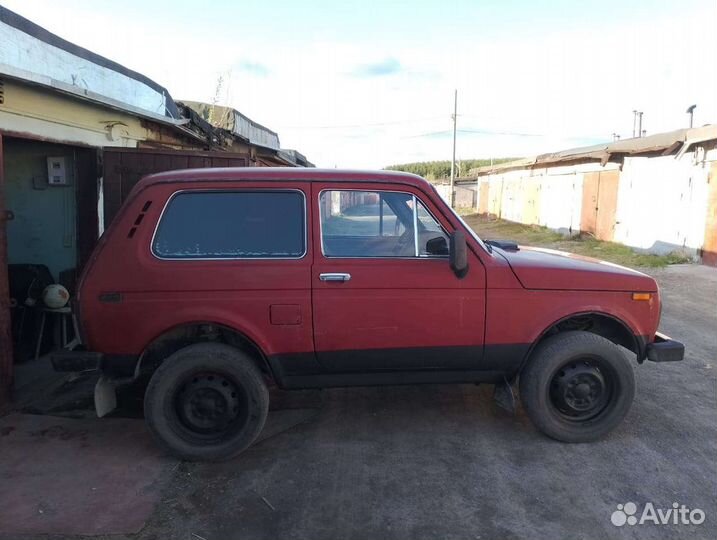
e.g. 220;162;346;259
134;167;432;192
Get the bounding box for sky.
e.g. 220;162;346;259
3;0;716;168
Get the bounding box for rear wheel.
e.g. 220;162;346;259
144;343;269;461
519;331;635;442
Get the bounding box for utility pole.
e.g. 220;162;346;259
450;89;457;208
638;111;643;137
632;110;637;138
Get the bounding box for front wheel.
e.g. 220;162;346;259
144;343;269;461
519;331;635;442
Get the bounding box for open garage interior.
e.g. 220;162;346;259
0;141;293;410
3;136;97;364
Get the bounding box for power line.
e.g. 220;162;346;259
459;128;542;137
275;116;446;130
404;128;611;140
279;114;614;142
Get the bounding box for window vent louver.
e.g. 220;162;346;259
127;201;152;239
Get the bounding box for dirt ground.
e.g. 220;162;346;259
1;264;715;540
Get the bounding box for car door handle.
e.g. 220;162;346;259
319;273;351;282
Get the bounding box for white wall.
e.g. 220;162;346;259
434;184;451;204
614;155;710;254
474;164;617;235
466;152;715;258
0;21;167;117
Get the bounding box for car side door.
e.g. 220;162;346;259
311;182;486;372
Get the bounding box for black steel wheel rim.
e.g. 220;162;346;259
174;372;248;439
549;358;615;422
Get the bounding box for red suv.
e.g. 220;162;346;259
53;168;684;461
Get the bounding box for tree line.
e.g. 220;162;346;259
385;158;517;180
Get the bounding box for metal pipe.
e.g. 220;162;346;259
686;105;696;128
638;112;643;137
632;110;637;138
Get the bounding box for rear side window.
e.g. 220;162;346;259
152;191;305;259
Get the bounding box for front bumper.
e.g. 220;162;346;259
646;332;685;362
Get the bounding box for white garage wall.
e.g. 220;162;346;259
614;155;710;254
537;172;583;235
436;146;715;260
474;164;618;235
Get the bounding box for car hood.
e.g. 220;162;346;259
494;246;657;292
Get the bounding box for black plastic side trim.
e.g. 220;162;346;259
268;344;530;389
51;351;102;372
279;369;507;389
267;352;323;379
316;345;485;372
101;354;140;378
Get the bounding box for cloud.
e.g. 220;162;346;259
352;57;402;77
237;60;270;77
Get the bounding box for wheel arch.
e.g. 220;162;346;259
515;310;644;378
134;321;277;385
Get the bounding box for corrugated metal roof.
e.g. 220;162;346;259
0;5;180;119
0;6;305;156
278;149;314;167
182;101;281;151
470;124;717;176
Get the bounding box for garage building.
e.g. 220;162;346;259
0;6;312;405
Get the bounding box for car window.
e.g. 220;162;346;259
415;199;449;256
153;190;305;259
417;201;442;233
320;190;448;258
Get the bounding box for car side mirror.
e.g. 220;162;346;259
449;231;469;278
425;236;449;256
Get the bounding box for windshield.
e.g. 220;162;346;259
430;185;491;253
453;210;491;253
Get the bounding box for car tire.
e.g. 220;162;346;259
144;342;269;461
519;331;635;442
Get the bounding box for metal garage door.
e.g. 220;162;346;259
0;134;11;405
702;162;717;266
580;170;620;241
